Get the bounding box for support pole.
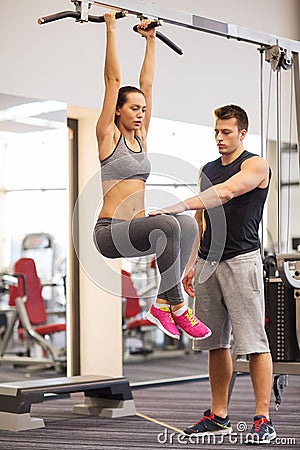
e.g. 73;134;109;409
276;70;282;253
293;53;300;172
259;48;265;254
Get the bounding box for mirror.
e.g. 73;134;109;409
0;93;68;381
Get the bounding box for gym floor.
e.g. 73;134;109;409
0;375;298;449
0;356;299;449
0;348;208;383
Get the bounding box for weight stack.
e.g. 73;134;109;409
264;277;300;362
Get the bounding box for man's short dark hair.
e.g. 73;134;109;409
213;104;249;131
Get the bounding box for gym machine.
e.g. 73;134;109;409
231;253;300;409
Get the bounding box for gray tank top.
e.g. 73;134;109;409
100;134;151;182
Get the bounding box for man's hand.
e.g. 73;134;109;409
182;268;195;298
148;209;169;216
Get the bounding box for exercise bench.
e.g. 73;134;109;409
0;375;136;431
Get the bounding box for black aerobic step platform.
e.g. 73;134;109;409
0;375;136;431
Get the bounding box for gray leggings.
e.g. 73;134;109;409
94;214;198;305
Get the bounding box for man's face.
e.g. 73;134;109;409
214;117;246;156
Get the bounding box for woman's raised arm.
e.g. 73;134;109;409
96;12;120;156
137;21;156;138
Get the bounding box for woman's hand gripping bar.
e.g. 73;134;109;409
133;20;183;55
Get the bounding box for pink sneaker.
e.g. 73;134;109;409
146;305;180;340
173;307;211;340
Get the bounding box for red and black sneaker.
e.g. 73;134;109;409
183;409;233;436
245;415;277;444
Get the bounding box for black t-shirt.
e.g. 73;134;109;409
199;150;270;261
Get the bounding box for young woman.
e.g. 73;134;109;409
93;11;211;341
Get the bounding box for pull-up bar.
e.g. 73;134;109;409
38;5;184;55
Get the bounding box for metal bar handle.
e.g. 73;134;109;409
38;11;80;24
38;10;127;25
156;30;183;55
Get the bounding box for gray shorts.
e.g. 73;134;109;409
193;249;270;355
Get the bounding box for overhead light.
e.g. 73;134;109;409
0;100;66;127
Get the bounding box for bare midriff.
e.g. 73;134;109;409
99;179;146;220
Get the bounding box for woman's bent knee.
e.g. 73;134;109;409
175;214;198;237
151;214;181;237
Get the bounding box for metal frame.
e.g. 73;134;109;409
294;53;300;168
88;0;300;51
0;274;66;373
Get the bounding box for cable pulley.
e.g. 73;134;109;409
265;45;293;71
